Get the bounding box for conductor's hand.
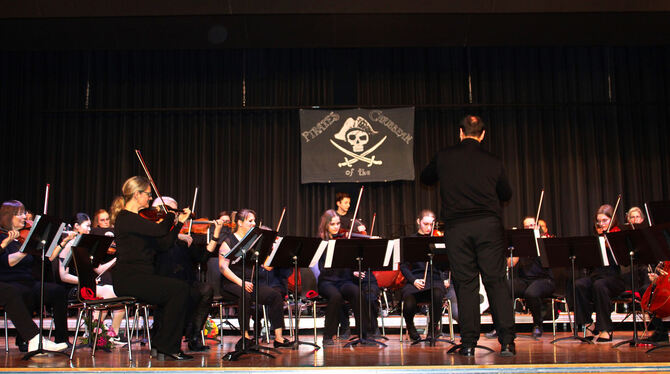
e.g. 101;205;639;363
1;230;20;248
243;281;254;293
413;279;425;290
177;208;191;224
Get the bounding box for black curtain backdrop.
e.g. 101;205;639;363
1;47;668;238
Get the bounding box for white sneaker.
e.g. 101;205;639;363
28;335;69;353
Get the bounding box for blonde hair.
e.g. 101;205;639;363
110;176;150;224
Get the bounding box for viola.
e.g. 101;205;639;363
180;218;215;235
0;221;31;245
642;261;670;319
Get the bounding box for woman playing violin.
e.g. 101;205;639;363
569;204;625;342
111;176;193;360
0;200;70;350
218;209;292;348
317;209;369;345
204;211;232;298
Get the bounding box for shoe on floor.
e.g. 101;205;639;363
532;325;543;338
485;329;498;338
648;331;670;343
500;342;516;357
28;335;68;353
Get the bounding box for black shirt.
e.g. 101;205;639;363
113;210;181;273
0;232;34;282
421;138;512;224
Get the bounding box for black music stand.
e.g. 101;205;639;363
398;237;457;348
61;234;115;269
19;215;70;360
645;201;670;226
606;229;658;348
222;227;276;361
266;236;323;350
324;238;388;347
505;229;546;340
544;236;602;344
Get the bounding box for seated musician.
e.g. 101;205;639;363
317;209;369;345
153;197;213;352
537;219;554;238
218;209;291;348
400;209;455;341
569;204;625;342
92;209;112;229
644;270;669;342
0;200;70;350
626;206;647;227
57;212;124;340
511;216;555;338
205;211;232;297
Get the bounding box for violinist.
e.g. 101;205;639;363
205;211;233;297
218;209;292;348
335;192;366;234
644;270;669;343
317;209;369;345
152;197;213;352
401;210;456;341
569;204;625;342
57;213;124;340
92;209;112;229
111;176;193;360
0;200;70;350
626;207;647;228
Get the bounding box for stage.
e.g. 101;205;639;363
2;318;670;374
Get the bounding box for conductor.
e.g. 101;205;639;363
420;115;516;357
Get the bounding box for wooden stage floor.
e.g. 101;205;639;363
2;331;670;374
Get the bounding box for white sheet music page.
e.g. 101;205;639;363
309;240;329;268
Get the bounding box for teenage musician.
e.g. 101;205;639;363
335;192;366;234
401;210;457;341
317;209;369;345
111;176;193;360
0;200;70;351
218;209;291;348
569;204;625;342
57;213;123;339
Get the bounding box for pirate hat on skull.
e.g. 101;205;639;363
334;116;379;141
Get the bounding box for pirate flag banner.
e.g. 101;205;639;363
300;107;415;183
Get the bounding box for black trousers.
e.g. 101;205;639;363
220;282;284;334
319;280;368;338
402;287;445;328
567;272;624;333
446;216;515;347
113;266;190;354
512;277;555;326
5;280;68;344
185;282;214;339
0;282;39;342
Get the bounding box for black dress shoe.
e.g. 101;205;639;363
648;331;670;343
273;338;293;348
17;341;28;353
235;337;256;350
500;343;516;357
595;332;613;342
153;349;194;361
532;325;543;338
407;325;421;342
458;346;475;356
188;338;210;352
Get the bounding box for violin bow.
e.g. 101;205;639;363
43;183;50;215
369;213;377;237
135;149;168;214
534;188;545;228
348;186;364;239
187;186;199;235
607;194;622;233
275;207;286;232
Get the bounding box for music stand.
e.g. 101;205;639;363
221;227;275;361
505;229;546;340
544;236;602;344
61;234;115;269
398;236;457;348
248;229;280;349
606;229;658;348
324;238;389;347
266;236;324;350
19;214;70;360
645;201;670;226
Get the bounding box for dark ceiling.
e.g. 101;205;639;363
1;1;669;49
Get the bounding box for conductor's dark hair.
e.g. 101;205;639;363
460;115;485;137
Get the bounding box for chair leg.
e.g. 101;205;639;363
287;301;294;338
70;308;84;360
4;311;8;353
143;305;152;351
124;305;132;361
219;304;224;348
379;296;386;336
92;313;103;356
447;299;454;340
551;299;556;339
399;301;404;342
313;303;317;344
262;305;270;343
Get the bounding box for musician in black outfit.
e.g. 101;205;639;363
0;200;71;351
317;209;369;345
421;115;516;356
218;209;291;349
153;197;213;352
401;209;453;341
111;176;193;360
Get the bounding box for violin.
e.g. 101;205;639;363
642;261;670;319
138;205;192;222
180;218;216;235
0;222;31;245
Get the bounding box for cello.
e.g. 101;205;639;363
641;261;670;319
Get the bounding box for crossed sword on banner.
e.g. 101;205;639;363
330;136;387;168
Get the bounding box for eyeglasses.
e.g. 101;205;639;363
15;212;26;218
140;191;153;198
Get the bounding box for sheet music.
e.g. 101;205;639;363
393;239;401;270
324;240;337;268
533;228;541;257
264;236;282;267
384;239;397;268
45;222;66;258
310;240;329;268
598;236;609;266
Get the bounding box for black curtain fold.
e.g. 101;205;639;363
1;47;669;237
